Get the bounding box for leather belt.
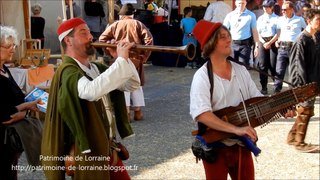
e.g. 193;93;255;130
186;33;193;37
233;38;252;45
280;41;293;49
280;41;293;47
262;36;273;42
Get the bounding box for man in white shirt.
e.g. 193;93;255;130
223;0;260;66
204;0;232;23
273;1;306;93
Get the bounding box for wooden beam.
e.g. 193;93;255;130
22;0;30;39
108;0;114;24
69;0;74;19
62;0;67;20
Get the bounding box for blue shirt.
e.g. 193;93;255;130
180;17;197;34
277;15;306;42
223;9;257;40
257;13;279;37
180;17;197;46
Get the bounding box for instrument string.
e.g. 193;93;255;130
227;90;297;126
255;92;295;125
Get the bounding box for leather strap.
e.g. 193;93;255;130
226;56;293;86
197;59;213;136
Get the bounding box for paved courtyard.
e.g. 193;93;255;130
18;64;319;179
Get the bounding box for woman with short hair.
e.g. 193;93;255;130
0;26;40;179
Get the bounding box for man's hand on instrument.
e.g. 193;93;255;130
105;39;118;58
235;126;258;142
105;40;136;60
117;41;135;60
284;109;296;118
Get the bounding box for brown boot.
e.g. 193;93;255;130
294;106;318;153
287;121;298;145
134;109;143;121
295;143;320;153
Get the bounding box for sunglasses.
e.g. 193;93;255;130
282;9;289;11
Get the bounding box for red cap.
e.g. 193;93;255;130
193;20;222;50
57;18;86;42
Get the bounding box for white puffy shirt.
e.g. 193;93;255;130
76;57;140;101
190;61;262;120
75;57;140;138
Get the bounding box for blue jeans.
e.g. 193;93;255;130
274;47;290;92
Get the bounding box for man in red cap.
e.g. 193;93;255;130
190;20;263;179
41;17;140;179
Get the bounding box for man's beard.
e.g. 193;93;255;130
85;44;95;55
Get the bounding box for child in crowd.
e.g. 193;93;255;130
180;7;197;68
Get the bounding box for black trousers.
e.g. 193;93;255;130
256;42;278;89
0;143;20;180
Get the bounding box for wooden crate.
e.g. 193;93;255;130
19;49;50;67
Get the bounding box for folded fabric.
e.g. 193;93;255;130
28;64;54;86
9;117;43;166
196;135;261;156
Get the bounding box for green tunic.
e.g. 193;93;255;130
41;57;133;179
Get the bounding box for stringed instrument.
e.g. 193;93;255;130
192;83;319;143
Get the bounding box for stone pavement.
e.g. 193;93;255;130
18;64;319;179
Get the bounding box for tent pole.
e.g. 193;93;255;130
22;0;30;39
108;0;114;25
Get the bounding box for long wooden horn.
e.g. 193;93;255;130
91;42;196;60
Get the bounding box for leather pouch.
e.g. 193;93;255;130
112;142;129;161
191;138;218;163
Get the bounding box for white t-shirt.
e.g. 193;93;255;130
203;1;232;23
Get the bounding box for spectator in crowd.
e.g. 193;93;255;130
165;0;179;24
31;4;45;49
223;0;260;66
246;0;264;18
273;0;281;16
1;25;41;180
65;0;81;19
41;18;139;179
84;0;105;41
294;0;307;15
311;0;320;9
273;1;306;93
84;0;105;55
145;0;159;14
180;7;197;68
301;3;312;20
256;0;279;94
203;0;232;23
99;4;153;121
287;9;320;153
